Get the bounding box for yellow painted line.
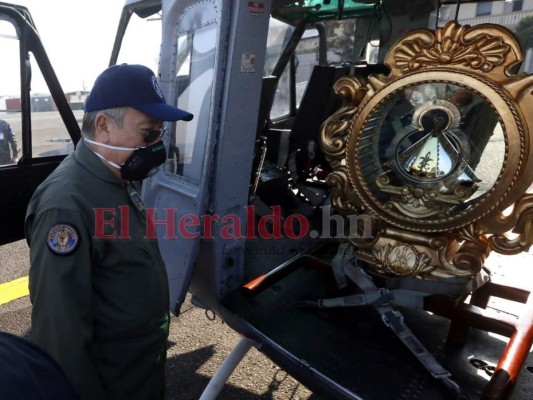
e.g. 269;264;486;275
0;276;29;306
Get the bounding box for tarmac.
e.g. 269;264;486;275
2;237;533;399
0;239;317;400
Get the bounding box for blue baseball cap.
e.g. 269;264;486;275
84;64;193;122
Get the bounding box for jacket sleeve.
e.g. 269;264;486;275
27;207;106;400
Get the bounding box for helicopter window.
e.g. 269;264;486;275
322;19;357;64
0;19;22;166
1;18;77;161
264;18;293;78
264;18;293;118
166;23;216;182
270;26;320;119
268;18;357;120
115;9;161;75
28;52;75;157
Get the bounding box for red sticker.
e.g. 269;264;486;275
248;1;265;15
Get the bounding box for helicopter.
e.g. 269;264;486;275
2;1;533;399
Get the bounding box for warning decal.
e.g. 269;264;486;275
248;1;265;16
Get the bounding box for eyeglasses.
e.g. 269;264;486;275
101;111;167;144
139;126;166;144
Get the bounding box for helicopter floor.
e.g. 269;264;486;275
221;239;533;400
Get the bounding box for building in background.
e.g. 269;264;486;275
65;91;89;111
30;94;56;112
430;0;533;71
2;91;89;113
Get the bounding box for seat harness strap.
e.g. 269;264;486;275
306;244;463;396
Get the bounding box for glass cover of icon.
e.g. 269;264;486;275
359;83;504;220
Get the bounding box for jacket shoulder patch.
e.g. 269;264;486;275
46;223;80;255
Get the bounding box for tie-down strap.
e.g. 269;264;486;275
317;250;464;396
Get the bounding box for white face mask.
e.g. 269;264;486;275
84;138;138;169
83;138;167;180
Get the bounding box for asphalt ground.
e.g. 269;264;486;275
0;239;317;400
2;238;533;399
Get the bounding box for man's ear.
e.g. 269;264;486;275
94;113;111;143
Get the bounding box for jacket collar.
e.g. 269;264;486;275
74;139;125;185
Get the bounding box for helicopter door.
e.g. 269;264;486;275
0;4;80;245
141;0;225;314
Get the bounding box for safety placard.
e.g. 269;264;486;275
248;1;265;16
240;53;256;73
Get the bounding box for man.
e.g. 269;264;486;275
25;64;193;400
0;119;19;165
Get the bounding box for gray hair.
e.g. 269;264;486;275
81;107;127;139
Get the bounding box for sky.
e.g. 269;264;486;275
4;0;125;93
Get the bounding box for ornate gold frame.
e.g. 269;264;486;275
321;21;533;278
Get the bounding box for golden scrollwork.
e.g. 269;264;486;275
376;173;477;219
372;243;433;276
439;224;490;276
326;166;359;214
487;193;533;255
393;23;510;73
455;223;487;245
321;20;533;279
321;76;368;163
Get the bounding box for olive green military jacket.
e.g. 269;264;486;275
25;141;170;400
